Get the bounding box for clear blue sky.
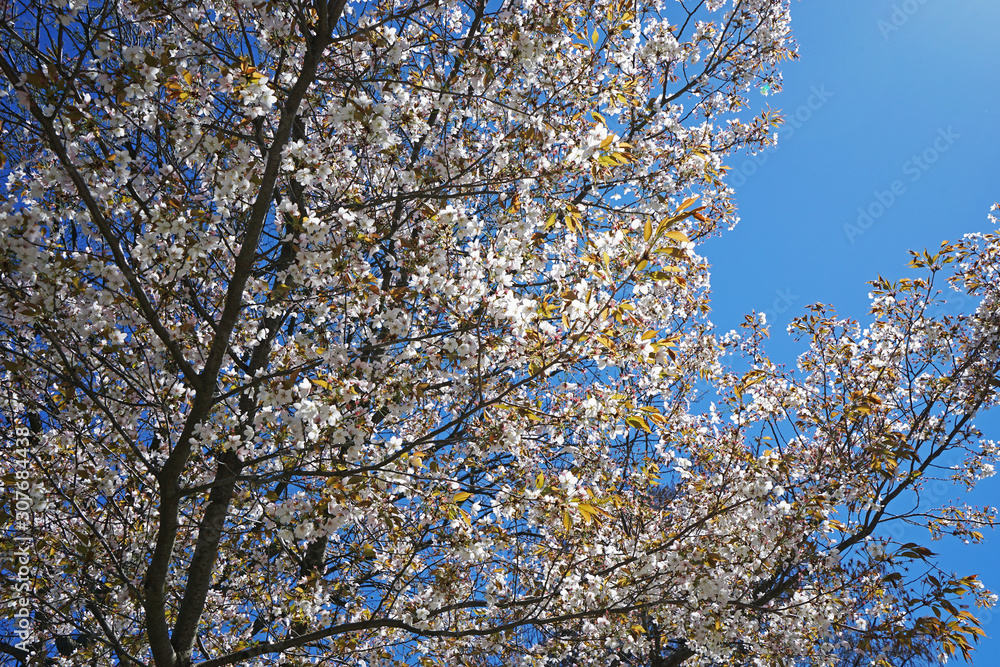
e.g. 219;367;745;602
705;0;1000;661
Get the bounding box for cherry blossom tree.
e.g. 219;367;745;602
0;0;997;666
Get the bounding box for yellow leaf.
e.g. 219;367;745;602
536;472;545;489
310;378;330;390
642;329;658;341
563;511;572;530
648;412;668;426
590;111;606;125
592;29;599;45
654;208;701;237
625;415;651;433
643;218;652;242
656;247;686;258
664;230;689;243
183;70;193;85
452;491;472;503
578;504;601;524
600;135;615;149
677;195;699;211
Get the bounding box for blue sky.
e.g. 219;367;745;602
705;0;1000;661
